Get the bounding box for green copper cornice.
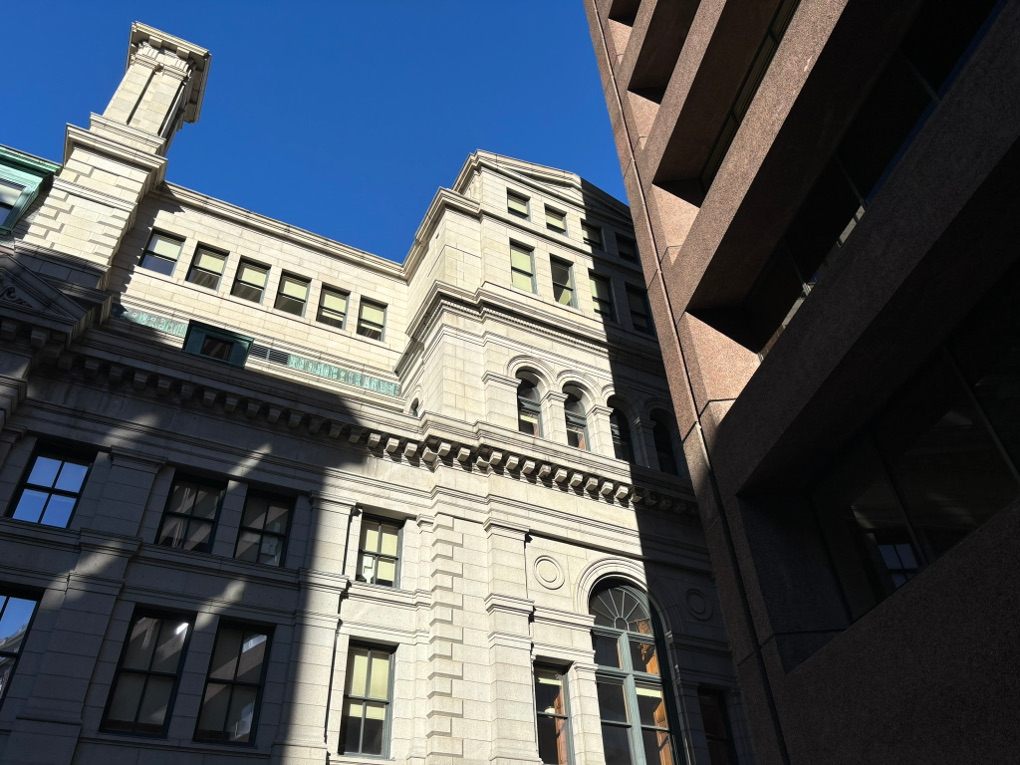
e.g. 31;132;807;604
0;144;61;235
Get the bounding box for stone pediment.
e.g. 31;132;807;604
0;254;95;340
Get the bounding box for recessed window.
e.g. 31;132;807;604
357;299;387;341
551;258;576;308
581;222;603;249
507;190;530;219
617;235;637;261
274;273;310;317
652;410;682;477
340;645;394;757
231;260;270;303
0;591;40;706
8;449;91;527
183;322;253;368
590;273;615;319
140;232;184;276
195;623;271;745
545;207;567;233
156;475;226;554
102;611;192;736
626;286;654;335
0;179;24;220
564;388;589;451
517;378;542;436
186;246;228;290
535;666;573;765
610;406;634;462
511;242;537;293
698;689;737;765
234;491;292;567
0;152;59;234
317;286;349;329
357;517;400;587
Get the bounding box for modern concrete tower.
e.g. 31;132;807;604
585;1;1020;764
0;22;750;765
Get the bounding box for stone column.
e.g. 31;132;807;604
543;391;569;445
634;416;656;469
483;372;521;432
569;662;608;765
83;447;164;536
588;404;614;458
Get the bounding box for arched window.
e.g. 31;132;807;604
564;388;589;450
610;406;633;462
518;379;542;436
590;583;677;765
651;410;680;476
409;399;419;418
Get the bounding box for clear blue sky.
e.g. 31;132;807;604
4;1;626;262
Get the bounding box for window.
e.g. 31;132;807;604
698;689;736;765
564;389;589;451
517;378;542;436
590;273;615;319
183;322;253;368
652;411;681;476
535;666;572;765
274;273;310;317
357;517;400;587
357;299;386;341
340;645;393;757
591;584;677;765
186;246;228;290
0;591;39;705
0;150;59;234
610;407;634;462
195;623;270;745
231;260;270;303
234;491;292;567
511;243;537;293
0;179;24;219
581;222;603;249
156;475;225;553
545;207;567;233
627;286;654;335
317;286;349;329
551;258;576;308
617;235;638;261
140;232;184;277
7;449;91;527
102;611;192;736
507;189;530;219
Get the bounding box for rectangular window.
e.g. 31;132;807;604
357;517;400;587
0;179;24;216
535;666;572;765
182;322;254;368
590;273;615;319
616;235;637;261
357;299;387;341
511;243;537;293
156;475;225;554
317;286;349;329
102;611;192;736
0;591;39;705
340;645;393;757
507;190;530;219
274;273;310;317
140;232;184;277
8;448;91;527
186;247;228;290
230;260;270;303
195;623;270;745
698;689;736;765
627;286;654;335
581;222;603;249
551;258;576;307
234;491;292;567
545;207;567;233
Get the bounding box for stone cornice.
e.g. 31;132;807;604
402;188;482;279
64;124;167;181
128;22;211;124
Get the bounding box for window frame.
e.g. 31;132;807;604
551;257;577;309
616;235;638;261
0;588;41;708
626;286;654;335
339;643;396;758
233;490;295;568
182;321;254;368
6;445;93;528
155;473;227;554
698;687;739;765
356;516;402;588
274;272;311;318
517;379;543;437
230;259;271;304
545;206;567;234
534;664;575;765
510;242;537;294
193;621;273;746
356;299;387;342
185;245;229;291
590;272;616;320
317;285;350;330
564;393;590;451
100;608;195;738
581;221;603;249
507;189;531;219
139;230;185;277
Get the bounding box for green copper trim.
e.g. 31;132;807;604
0;145;61;235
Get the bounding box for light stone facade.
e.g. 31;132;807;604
0;23;748;765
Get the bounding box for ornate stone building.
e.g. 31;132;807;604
0;23;748;765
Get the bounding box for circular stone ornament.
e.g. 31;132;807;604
534;556;565;590
685;588;712;621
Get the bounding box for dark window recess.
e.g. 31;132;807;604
627;286;654;335
652;411;681;476
813;263;1020;618
746;0;1000;355
698;689;737;765
102;612;192;736
8;449;91;527
617;235;637;261
0;591;40;706
610;409;634;462
156;476;226;554
183;322;253;368
195;624;270;745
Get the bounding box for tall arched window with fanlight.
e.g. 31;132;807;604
590;582;677;765
564;386;589;450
